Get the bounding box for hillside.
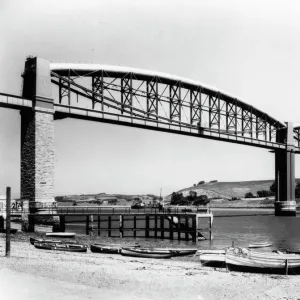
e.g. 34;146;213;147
165;180;281;201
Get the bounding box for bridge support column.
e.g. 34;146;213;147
274;122;296;216
20;57;56;230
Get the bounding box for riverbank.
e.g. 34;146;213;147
0;233;299;300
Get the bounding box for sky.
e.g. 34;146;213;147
1;0;300;197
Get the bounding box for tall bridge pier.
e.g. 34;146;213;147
20;57;57;231
274;122;297;216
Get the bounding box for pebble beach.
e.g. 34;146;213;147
0;230;300;300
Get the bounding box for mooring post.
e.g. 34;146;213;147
170;216;174;240
178;216;181;241
85;215;89;235
185;216;189;240
145;215;149;238
98;215;100;236
154;215;157;239
108;216;111;237
119;215;123;238
90;215;94;237
133;215;136;238
209;214;213;240
192;215;197;242
59;216;65;232
6;187;11;257
160;216;164;239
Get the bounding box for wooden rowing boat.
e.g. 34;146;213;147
34;242;87;252
248;242;272;248
30;237;62;245
120;247;175;259
91;243;140;254
0;228;17;234
199;253;226;268
152;248;197;256
45;232;76;238
226;248;300;274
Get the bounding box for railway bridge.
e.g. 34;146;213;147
1;57;300;229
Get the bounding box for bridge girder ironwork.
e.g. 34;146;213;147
49;65;289;149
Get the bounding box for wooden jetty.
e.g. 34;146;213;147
1;203;214;241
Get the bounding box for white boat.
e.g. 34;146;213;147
225;248;300;274
45;232;76;238
248;242;272;248
197;249;227;267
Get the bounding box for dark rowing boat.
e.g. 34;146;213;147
91;243;140;254
30;237;62;245
34;242;87;252
120;247;176;259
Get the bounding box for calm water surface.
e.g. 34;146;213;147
61;207;300;251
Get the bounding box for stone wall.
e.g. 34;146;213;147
21;110;54;202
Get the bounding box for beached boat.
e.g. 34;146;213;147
197;249;227;267
225;248;300;274
34;242;87;252
91;243;140;254
152;248;197;256
0;228;17;234
30;237;62;245
45;232;76;238
248;242;272;248
120;247;176;259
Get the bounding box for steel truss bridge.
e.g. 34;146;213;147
1;62;300;150
0;57;299;218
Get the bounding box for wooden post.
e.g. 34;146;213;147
170;216;173;240
154;215;157;239
133;216;136;238
185;216;189;240
90;215;94;237
119;215;123;238
108;216;111;237
98;215;100;236
6;187;11;257
209;214;213;240
145;215;149;238
178;216;181;241
192;216;197;242
285;259;289;275
85;216;89;235
160;216;164;239
59;216;65;232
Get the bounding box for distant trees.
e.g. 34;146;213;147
209;180;218;183
198;181;205;185
269;181;300;198
257;190;274;198
193;195;209;206
170;191;210;206
244;192;254;198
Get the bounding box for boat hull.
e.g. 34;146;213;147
30;237;62;245
120;248;175;259
46;232;76;238
226;249;300;275
199;253;226;268
34;242;87;252
248;243;272;249
152;248;197;256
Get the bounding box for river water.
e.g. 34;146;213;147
60;206;300;252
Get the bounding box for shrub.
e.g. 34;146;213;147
244;192;254;198
198;181;205;185
257;190;274;198
209;180;218;183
